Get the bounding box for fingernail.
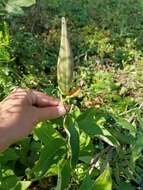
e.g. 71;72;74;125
57;105;66;115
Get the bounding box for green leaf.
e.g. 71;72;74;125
64;115;80;168
33;138;66;178
20;181;31;190
0;175;31;190
92;164;112;190
98;126;120;147
0;48;11;61
77;115;103;136
55;160;71;190
109;128;134;145
34;122;62;145
2;169;15;178
0;148;19;164
136;109;143;128
0;175;19;190
72;106;81;119
77;109;119;147
79;132;93;160
5;0;36;15
114;116;136;136
118;181;135;190
79;174;93;190
79;156;92;164
131;131;143;163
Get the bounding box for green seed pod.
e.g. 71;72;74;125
57;17;74;95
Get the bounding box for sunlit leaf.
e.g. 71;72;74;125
77;109;119;147
34;122;62;145
5;0;36;15
80;165;112;190
92;164;112;190
33;138;66;178
20;181;31;190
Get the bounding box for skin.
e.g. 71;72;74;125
0;88;67;152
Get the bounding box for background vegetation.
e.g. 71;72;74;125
0;0;143;189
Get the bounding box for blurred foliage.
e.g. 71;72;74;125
0;0;143;189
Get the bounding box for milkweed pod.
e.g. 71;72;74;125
57;17;74;95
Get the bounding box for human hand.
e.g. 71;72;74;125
0;88;67;151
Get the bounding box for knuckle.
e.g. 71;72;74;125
12;87;25;95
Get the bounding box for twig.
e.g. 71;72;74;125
119;102;143;116
89;146;111;175
119;107;138;116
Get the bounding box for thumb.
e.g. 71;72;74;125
33;105;67;121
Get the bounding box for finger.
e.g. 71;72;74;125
10;88;60;107
33;105;67;121
31;90;60;107
1;88;29;103
2;88;60;107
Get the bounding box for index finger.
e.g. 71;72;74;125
29;90;60;107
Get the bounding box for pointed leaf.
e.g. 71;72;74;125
77;109;119;147
55;160;71;190
64;115;79;168
20;181;31;190
33;138;66;178
92;165;112;190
